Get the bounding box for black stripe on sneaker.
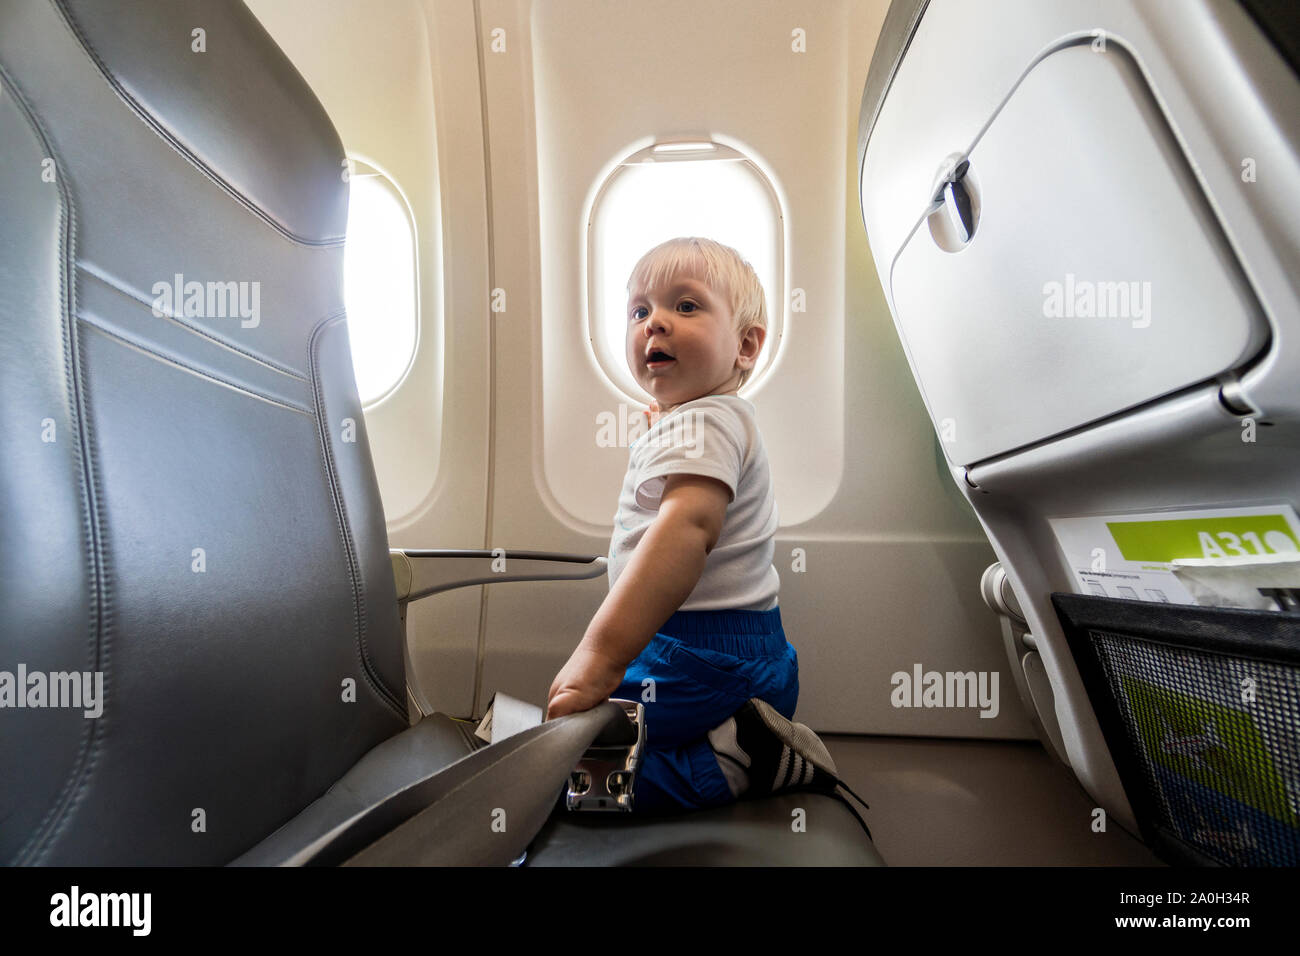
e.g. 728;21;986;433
773;748;791;791
783;751;800;790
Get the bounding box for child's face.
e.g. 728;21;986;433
625;269;762;408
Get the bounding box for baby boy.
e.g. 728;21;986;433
545;237;841;811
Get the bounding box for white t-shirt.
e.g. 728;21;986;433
607;394;780;611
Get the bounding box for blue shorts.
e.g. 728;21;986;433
611;606;798;813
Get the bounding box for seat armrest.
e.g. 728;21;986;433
390;548;606;603
233;702;630;866
343;701;628;866
391;549;606;725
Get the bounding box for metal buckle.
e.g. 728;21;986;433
565;699;645;812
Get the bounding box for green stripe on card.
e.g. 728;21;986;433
1105;515;1299;562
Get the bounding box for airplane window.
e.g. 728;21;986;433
343;158;418;406
588;141;784;400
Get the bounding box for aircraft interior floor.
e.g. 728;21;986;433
821;735;1165;866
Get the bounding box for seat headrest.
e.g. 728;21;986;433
57;0;348;244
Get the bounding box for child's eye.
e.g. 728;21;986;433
631;306;647;320
678;301;697;313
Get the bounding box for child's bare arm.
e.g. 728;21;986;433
545;474;730;719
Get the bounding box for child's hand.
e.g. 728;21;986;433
643;400;662;429
545;644;627;720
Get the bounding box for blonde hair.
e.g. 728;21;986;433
626;237;768;388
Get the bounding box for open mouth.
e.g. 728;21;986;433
646;350;676;368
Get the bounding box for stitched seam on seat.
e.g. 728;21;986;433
456;720;480;751
51;0;346;248
0;63;111;866
77;314;313;416
308;314;406;721
78;262;308;381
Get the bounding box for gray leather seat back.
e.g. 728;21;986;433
857;0;1300;837
0;0;407;864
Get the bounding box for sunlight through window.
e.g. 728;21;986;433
344;160;418;406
